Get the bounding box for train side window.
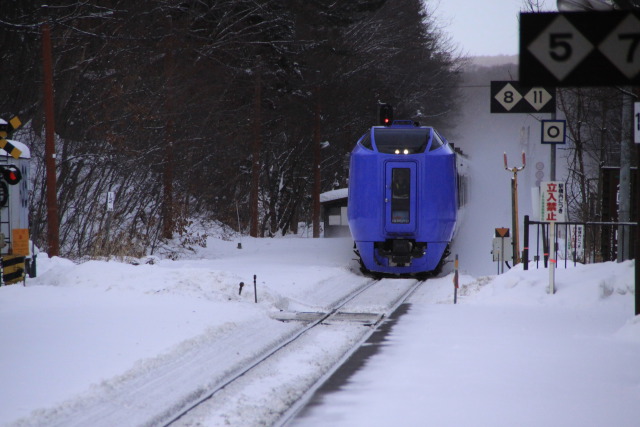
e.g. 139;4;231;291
359;131;373;150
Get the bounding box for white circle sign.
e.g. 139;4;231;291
541;120;566;144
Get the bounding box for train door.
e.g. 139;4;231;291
384;161;416;233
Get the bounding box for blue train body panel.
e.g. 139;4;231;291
348;123;461;275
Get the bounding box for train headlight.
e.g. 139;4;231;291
394;149;400;154
403;149;409;155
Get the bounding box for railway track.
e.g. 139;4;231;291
169;277;423;426
30;277;422;427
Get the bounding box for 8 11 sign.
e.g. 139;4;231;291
490;81;556;113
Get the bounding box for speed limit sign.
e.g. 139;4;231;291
541;120;566;144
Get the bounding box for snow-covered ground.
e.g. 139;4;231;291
0;230;638;426
2;63;638;425
295;259;639;427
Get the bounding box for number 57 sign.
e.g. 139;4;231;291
520;11;640;87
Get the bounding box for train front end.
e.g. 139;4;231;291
348;122;458;276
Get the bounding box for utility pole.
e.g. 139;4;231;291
162;15;175;240
504;152;526;265
249;62;262;238
312;86;321;238
41;22;59;257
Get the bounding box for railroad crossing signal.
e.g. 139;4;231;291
0;116;21;138
520;11;640;86
0;140;23;160
490;81;556;113
0;116;23;160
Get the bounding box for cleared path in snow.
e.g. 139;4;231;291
170;278;421;426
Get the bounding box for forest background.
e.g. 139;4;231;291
0;0;463;257
0;0;634;259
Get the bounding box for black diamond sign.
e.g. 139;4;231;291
520;11;640;87
490;81;556;113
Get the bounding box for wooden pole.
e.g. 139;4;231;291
250;68;262;237
504;152;525;265
312;87;321;238
42;23;59;257
162;16;175;239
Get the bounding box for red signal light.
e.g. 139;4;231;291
379;104;393;126
1;166;21;185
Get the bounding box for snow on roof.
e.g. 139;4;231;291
320;188;348;203
0;139;31;159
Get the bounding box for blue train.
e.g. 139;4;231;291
347;117;466;277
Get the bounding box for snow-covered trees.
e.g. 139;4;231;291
0;0;463;255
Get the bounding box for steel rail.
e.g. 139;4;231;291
273;278;424;427
162;278;384;426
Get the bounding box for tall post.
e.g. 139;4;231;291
511;177;520;264
549;221;556;294
453;254;459;304
550;112;556;181
312;87;321;238
249;65;262;238
504;152;526;265
42;23;59;257
523;215;530;270
633;90;639;316
618;89;632;261
162;15;175;240
636;140;639;316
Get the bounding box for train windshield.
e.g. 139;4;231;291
373;128;431;154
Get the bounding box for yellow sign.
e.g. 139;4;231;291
9;116;21;130
2;255;25;285
0;138;22;159
12;229;29;256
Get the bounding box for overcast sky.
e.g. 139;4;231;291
432;0;556;57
